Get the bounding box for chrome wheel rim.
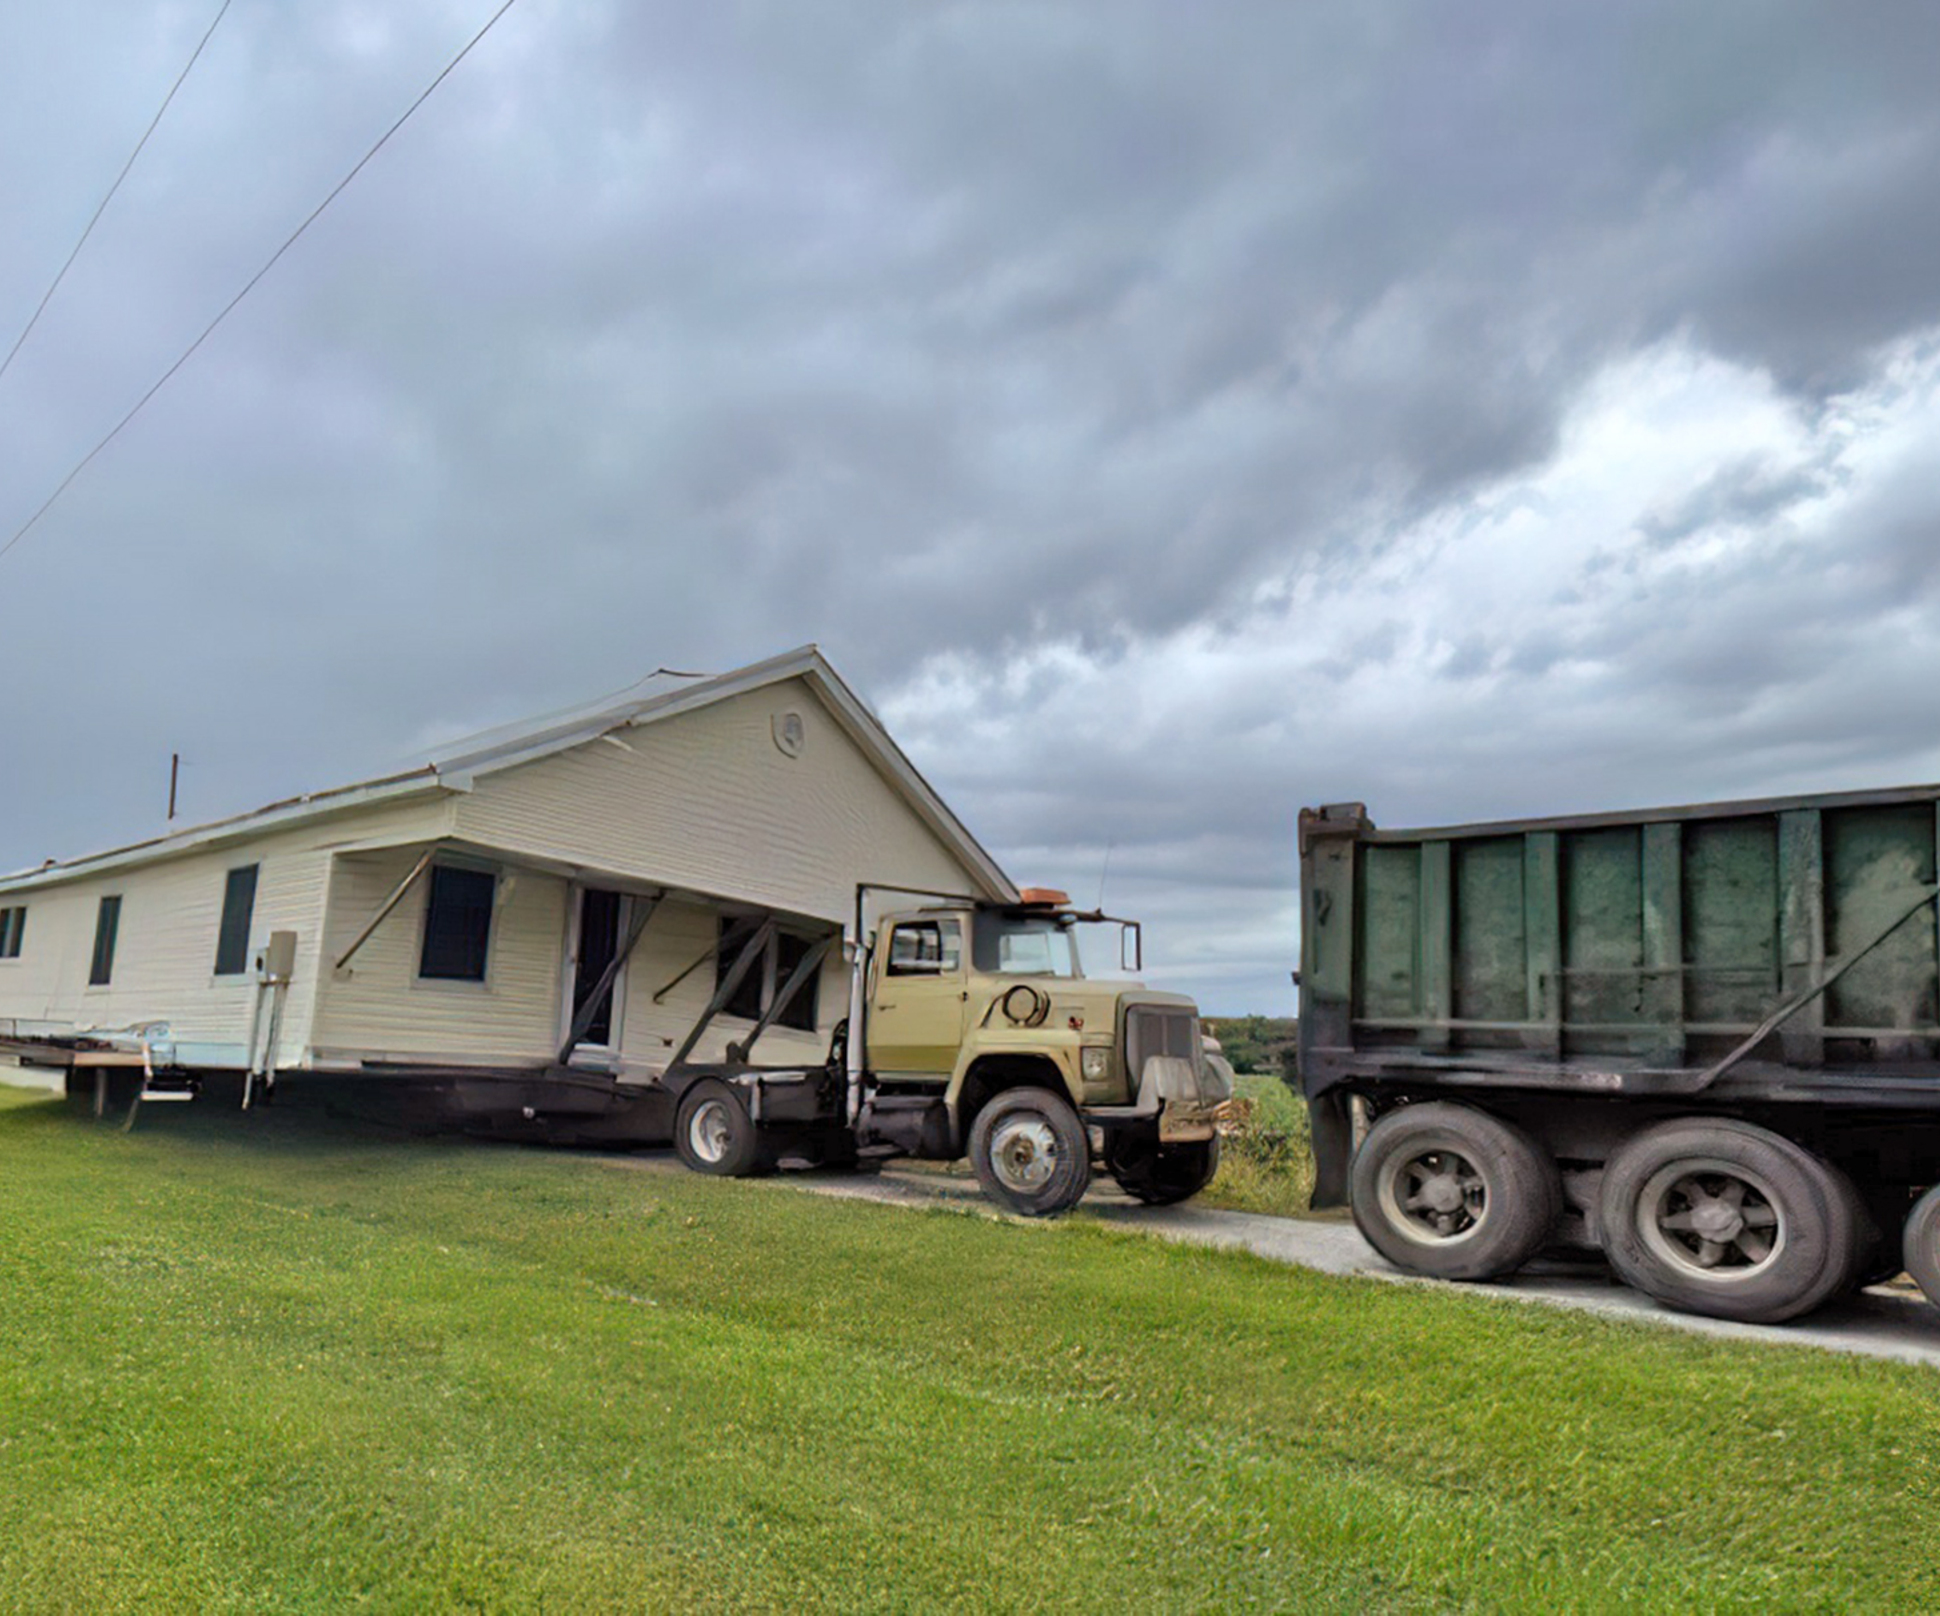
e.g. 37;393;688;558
688;1098;734;1165
1377;1144;1487;1246
990;1115;1060;1193
1638;1157;1786;1282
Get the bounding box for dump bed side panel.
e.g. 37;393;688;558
1299;790;1940;1108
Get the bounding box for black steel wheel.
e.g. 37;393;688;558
672;1080;767;1177
1597;1119;1857;1324
967;1086;1091;1217
1349;1102;1560;1281
1904;1184;1940;1309
1104;1132;1220;1205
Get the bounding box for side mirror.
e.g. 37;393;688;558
1120;921;1142;973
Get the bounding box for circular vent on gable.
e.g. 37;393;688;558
772;710;806;757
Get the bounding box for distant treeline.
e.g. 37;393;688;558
1204;1016;1297;1079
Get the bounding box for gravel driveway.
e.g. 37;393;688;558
768;1158;1940;1370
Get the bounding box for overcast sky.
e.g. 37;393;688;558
6;3;1940;1012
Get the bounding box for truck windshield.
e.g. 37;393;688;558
972;913;1080;977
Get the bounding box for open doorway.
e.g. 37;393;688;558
568;887;627;1056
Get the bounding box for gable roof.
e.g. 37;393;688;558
0;647;1016;902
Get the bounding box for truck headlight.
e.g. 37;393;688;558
1081;1046;1113;1082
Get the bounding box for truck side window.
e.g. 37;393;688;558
887;919;961;975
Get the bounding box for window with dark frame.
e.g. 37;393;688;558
887;919;961;976
419;865;496;982
89;895;122;986
0;905;24;959
214;865;259;976
714;918;822;1033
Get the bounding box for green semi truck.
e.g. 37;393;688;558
1298;787;1940;1323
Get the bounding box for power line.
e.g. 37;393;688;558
0;0;524;568
0;0;235;387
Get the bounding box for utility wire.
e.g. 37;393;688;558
0;0;234;386
0;0;523;568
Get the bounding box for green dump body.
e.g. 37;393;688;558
1297;786;1940;1206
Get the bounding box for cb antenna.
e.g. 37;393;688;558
1096;839;1115;909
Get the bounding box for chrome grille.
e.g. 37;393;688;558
1126;1007;1200;1083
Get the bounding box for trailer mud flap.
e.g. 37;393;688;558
1308;1090;1353;1210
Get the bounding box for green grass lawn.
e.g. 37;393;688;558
3;1088;1938;1613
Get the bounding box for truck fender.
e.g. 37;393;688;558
952;1053;1077;1146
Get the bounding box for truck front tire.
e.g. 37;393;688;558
968;1087;1091;1217
673;1080;769;1178
1105;1132;1220;1205
1350;1101;1559;1281
1597;1119;1859;1324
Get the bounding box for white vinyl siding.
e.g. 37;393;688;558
0;798;453;1059
451;679;977;927
311;847;569;1065
613;899;837;1073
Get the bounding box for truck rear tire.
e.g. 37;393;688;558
1349;1102;1559;1281
1104;1132;1220;1205
1904;1184;1940;1309
968;1087;1091;1217
673;1080;769;1178
1597;1119;1858;1324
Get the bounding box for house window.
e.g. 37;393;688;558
89;896;122;986
214;865;259;976
715;918;822;1032
419;865;496;982
0;905;24;959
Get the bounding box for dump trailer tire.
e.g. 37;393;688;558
1349;1102;1560;1282
1904;1185;1940;1309
673;1080;768;1178
1597;1119;1857;1324
968;1086;1091;1217
1829;1169;1887;1294
1105;1133;1221;1205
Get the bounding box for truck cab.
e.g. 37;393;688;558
850;889;1232;1215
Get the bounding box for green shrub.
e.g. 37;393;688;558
1202;1014;1297;1076
1203;1071;1315;1218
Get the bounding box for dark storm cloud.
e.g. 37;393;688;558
4;1;1940;1004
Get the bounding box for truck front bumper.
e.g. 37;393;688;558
1158;1095;1231;1143
1086;1053;1235;1142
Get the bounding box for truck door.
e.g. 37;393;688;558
866;917;966;1080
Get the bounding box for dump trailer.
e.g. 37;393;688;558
1298;788;1940;1323
660;885;1233;1217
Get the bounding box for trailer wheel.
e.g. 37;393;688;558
968;1087;1091;1217
1105;1132;1220;1205
1349;1102;1559;1281
1597;1120;1856;1324
673;1081;767;1178
1903;1185;1940;1309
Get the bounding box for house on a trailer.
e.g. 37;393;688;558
0;647;1014;1131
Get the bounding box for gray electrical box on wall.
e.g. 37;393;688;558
257;932;297;983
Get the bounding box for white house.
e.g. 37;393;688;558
0;647;1013;1124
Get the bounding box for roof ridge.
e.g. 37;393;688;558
0;646;1023;905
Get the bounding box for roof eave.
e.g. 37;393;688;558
0;773;454;895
